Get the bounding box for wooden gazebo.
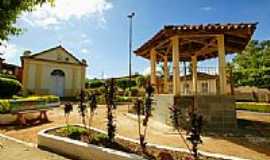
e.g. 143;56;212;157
134;23;257;96
134;23;257;131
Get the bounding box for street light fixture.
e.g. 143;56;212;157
127;12;135;110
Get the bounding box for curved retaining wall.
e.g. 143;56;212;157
38;126;146;160
38;125;250;160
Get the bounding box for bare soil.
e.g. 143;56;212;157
0;105;269;160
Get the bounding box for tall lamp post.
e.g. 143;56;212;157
128;12;135;94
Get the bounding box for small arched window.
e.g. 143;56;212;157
51;69;65;77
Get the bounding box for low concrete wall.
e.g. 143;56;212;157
195;95;237;132
153;95;237;132
152;94;174;125
38;127;145;160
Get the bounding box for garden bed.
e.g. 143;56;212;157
236;102;270;113
38;125;228;160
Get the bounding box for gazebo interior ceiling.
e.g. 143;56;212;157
134;23;258;61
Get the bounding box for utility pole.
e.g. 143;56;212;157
128;12;135;92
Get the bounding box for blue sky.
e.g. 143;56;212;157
0;0;270;78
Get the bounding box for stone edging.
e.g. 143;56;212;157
0;124;251;160
38;125;146;160
39;124;251;160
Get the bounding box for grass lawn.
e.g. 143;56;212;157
236;102;270;113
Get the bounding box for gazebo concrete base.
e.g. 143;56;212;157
153;94;237;132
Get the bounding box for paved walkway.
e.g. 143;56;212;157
0;136;70;160
0;106;269;160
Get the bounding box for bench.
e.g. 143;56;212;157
12;109;49;126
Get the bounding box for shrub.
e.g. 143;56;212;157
0;100;11;114
236;102;270;113
87;79;104;88
129;87;139;97
116;79;136;91
116;96;134;103
0;95;60;114
0;77;22;98
136;76;146;88
61;126;87;140
0;73;17;80
45;95;60;103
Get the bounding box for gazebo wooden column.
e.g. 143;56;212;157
163;55;169;93
150;48;157;91
191;55;197;94
217;35;227;95
171;36;181;96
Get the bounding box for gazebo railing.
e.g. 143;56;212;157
156;66;233;96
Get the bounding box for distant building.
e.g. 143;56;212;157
157;72;231;95
21;46;87;97
0;57;22;81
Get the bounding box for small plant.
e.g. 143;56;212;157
62;126;87;140
64;103;73;125
170;105;203;160
88;93;98;140
136;81;154;154
187;113;203;159
89;93;98;127
104;78;117;143
135;99;144;149
78;90;87;127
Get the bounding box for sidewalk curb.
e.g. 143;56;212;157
0;133;36;148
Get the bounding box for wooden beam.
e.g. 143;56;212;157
150;49;157;91
217;35;227;95
191;55;197;94
163;55;169;93
171;36;181;96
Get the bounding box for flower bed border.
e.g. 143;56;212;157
38;124;250;160
38;125;146;160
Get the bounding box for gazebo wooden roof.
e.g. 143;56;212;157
134;22;258;61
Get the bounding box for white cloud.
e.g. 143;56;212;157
200;6;213;11
142;66;163;76
81;33;87;39
22;0;113;29
81;48;89;54
0;41;24;65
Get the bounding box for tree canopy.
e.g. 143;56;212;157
0;0;54;42
232;40;270;88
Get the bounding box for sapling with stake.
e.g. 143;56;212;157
78;89;87;127
89;93;98;127
169;105;203;160
187;113;203;159
88;93;98;140
104;78;117;143
64;103;73;125
136;81;154;154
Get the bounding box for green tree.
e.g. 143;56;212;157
0;0;54;42
232;40;270;88
86;78;104;88
136;76;146;88
116;79;136;91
